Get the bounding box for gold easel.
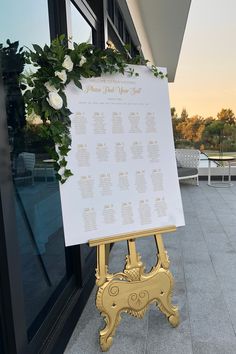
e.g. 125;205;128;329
89;225;180;351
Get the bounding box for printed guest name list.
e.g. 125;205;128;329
60;65;185;246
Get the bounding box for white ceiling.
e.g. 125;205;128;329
126;0;192;82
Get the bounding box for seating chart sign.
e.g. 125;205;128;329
60;65;185;246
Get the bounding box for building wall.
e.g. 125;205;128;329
126;0;154;63
0;1;141;353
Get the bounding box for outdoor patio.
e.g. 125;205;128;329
64;181;236;354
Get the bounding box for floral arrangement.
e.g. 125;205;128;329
22;35;166;183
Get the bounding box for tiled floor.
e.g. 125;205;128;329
64;181;236;354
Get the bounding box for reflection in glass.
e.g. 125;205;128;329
70;2;93;44
0;0;71;339
0;0;50;49
0;320;4;354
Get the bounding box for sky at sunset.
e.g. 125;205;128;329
169;0;236;119
1;0;236;121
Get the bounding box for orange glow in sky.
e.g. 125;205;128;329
169;0;236;118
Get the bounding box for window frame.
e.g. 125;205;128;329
0;0;142;352
0;1;97;353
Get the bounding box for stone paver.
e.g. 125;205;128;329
64;181;236;354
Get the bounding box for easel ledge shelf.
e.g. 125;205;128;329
88;225;177;247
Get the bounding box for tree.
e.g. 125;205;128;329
171;107;181;140
180;108;188;121
217;109;235;125
172;108;190;142
201;110;236;150
204;116;214;126
176;115;205;142
203;120;225;150
171;107;178;119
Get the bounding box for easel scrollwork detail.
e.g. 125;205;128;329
94;232;180;351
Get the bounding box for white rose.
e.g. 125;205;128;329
22;84;33;95
55;70;67;84
58;166;66;176
62;55;74;72
79;55;87;67
44;81;58;92
47;92;63;110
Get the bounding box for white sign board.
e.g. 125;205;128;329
60;65;184;246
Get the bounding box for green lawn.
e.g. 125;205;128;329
204;150;236;158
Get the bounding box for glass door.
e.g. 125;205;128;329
0;0;74;338
0;1;97;353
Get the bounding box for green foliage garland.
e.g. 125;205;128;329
22;35;166;183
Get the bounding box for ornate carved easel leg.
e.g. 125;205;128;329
95;231;180;352
96;244;107;287
125;239;144;279
155;233;170;269
95;239;145;351
96;244;121;351
154;234;180;327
